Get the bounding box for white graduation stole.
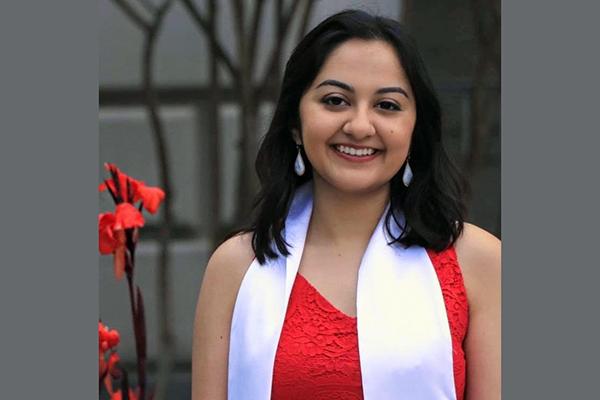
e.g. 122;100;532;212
228;183;457;399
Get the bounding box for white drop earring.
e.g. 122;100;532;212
294;145;305;176
402;159;413;187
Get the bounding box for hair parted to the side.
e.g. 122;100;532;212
228;9;468;264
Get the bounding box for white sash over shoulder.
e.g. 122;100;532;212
228;183;456;399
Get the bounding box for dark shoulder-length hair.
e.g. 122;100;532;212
234;9;467;264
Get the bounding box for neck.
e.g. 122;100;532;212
308;178;390;248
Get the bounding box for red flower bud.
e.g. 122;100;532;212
98;321;120;353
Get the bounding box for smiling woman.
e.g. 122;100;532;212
192;9;500;400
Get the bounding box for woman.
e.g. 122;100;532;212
192;9;500;400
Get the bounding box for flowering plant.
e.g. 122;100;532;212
99;163;165;400
99;321;139;399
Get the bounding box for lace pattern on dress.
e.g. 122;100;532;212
427;246;469;400
271;273;364;400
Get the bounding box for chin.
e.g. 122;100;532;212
317;173;390;196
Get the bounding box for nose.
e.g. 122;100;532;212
342;106;376;139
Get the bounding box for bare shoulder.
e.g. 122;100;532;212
191;232;255;400
194;231;255;332
454;223;501;310
203;232;256;290
455;222;501;269
455;223;502;398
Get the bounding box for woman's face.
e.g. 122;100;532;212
298;39;417;195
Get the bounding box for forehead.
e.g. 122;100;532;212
312;39;411;91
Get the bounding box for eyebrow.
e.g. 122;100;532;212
315;79;410;99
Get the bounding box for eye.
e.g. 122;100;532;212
377;101;401;111
321;96;349;107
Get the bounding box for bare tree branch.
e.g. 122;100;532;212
284;3;302;44
137;2;176;400
231;0;244;28
258;0;302;91
297;0;316;44
248;0;267;76
231;0;246;72
179;0;240;82
111;0;151;31
158;0;174;13
275;1;284;45
270;0;284;87
231;0;257;221
137;0;158;14
284;0;303;21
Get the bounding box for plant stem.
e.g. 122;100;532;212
126;253;146;399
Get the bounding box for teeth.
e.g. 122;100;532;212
335;145;375;157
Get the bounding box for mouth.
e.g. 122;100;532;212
330;144;381;162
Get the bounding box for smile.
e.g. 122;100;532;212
333;144;378;157
331;144;381;162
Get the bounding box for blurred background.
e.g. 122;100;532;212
99;0;500;397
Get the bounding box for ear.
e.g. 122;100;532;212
291;128;302;145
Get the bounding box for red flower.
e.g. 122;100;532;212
134;184;165;215
99;322;120;353
99;205;143;280
99;163;165;214
113;203;145;230
99;213;126;280
99;163;143;203
99;322;121;380
99;213;118;255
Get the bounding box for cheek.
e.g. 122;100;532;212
383;119;415;150
299;105;340;144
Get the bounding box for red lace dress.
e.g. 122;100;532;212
271;246;469;400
